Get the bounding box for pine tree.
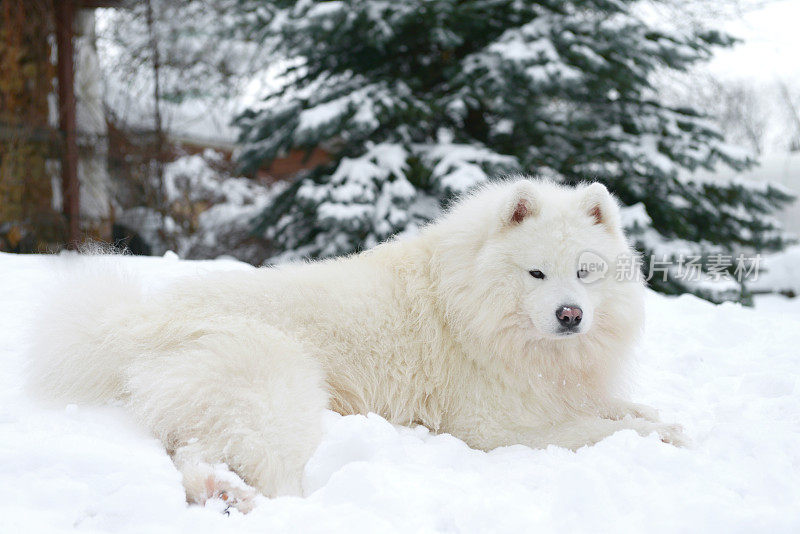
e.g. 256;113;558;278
235;0;795;300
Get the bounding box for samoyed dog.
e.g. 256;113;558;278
28;178;684;511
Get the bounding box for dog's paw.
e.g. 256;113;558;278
181;460;260;514
628;403;660;423
653;422;689;447
203;472;259;514
604;400;660;423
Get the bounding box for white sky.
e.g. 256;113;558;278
708;0;800;83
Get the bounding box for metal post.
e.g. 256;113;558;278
54;0;80;249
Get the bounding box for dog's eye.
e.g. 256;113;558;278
529;270;545;279
577;269;589;279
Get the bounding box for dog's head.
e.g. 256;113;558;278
430;178;644;356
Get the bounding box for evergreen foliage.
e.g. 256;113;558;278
235;0;794;299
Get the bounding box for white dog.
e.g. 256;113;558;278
28;178;684;512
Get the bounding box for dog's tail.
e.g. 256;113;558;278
26;253;147;404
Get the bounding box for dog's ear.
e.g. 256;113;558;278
501;181;539;227
580;182;620;232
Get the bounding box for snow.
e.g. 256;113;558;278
750;244;800;296
297;97;353;135
418;138;519;194
1;252;799;532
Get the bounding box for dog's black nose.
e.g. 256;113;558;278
556;305;582;328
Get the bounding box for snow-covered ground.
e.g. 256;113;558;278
1;252;799;533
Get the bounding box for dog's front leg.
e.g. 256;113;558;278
520;416;687;450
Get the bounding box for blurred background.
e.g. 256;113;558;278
0;0;798;302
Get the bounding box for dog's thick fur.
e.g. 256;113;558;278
28;179;684;510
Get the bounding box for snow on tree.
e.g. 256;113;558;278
115;150;277;263
233;1;792;300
